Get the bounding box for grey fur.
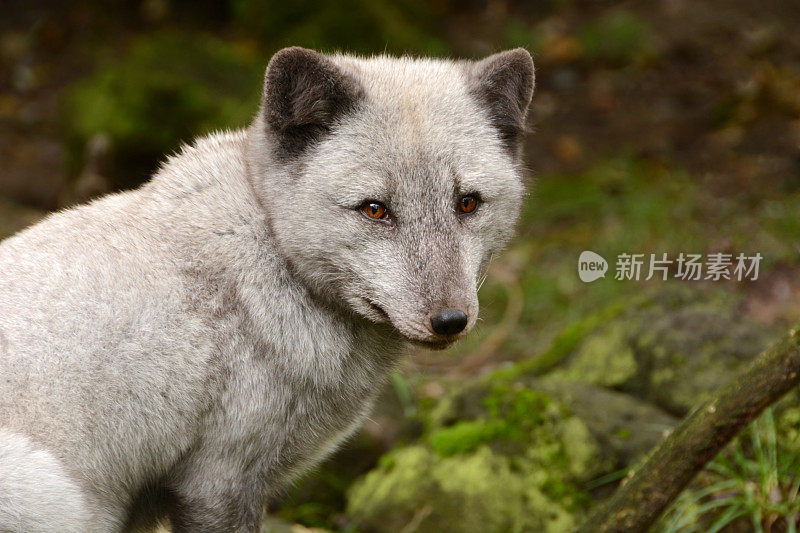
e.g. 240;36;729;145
0;47;533;532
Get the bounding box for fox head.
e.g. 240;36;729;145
248;47;534;349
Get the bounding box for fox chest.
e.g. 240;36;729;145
223;334;399;488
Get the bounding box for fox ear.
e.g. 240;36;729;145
470;48;535;158
261;47;363;159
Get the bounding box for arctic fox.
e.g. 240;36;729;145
0;47;533;532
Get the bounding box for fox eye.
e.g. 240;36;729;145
458;195;479;215
361;201;389;221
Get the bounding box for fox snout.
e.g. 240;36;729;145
410;292;478;349
429;309;468;336
368;288;478;349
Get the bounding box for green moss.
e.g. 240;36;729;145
428;386;560;456
615;428;632;440
558;417;600;478
547;322;637;386
347;379;606;531
428;420;503;457
347;446;580;533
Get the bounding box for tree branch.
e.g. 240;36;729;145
577;326;800;533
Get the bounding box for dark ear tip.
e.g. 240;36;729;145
476;48;535;92
495;48;535;89
510;48;534;75
505;48;534;67
267;47;324;73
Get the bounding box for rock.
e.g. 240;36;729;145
547;322;637;387
553;286;774;415
538;381;675;468
347;445;578;533
345;370;676;532
342;286;775;531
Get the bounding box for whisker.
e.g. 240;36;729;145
477;253;495;292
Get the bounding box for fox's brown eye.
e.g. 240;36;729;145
362;202;387;220
458;195;478;214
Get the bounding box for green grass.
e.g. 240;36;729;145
659;409;800;533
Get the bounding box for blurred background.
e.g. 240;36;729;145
2;1;800;531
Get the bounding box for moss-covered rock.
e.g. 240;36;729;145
537;381;675;468
547;321;637;387
346;383;614;532
340;287;774;531
552;286;773;415
347;445;578;533
429;376;675;469
345;372;677;532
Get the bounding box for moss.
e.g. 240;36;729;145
428;386;566;456
347;382;606;531
347;446;580;533
615;428;632;440
428;420;503;457
558;417;600;478
546;322;637;387
549;285;773;415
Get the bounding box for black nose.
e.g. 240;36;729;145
430;309;468;336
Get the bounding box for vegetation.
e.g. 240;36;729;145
661;408;800;533
61;33;262;188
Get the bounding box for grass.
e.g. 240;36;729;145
659;408;800;533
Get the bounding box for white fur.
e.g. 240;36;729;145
0;49;532;531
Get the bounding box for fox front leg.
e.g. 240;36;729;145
167;465;268;533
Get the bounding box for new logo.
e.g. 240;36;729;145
578;250;608;282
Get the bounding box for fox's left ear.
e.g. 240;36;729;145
470;48;535;158
261;47;364;159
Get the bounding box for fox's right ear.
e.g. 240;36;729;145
261;47;363;160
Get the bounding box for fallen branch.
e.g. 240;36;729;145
577;325;800;532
